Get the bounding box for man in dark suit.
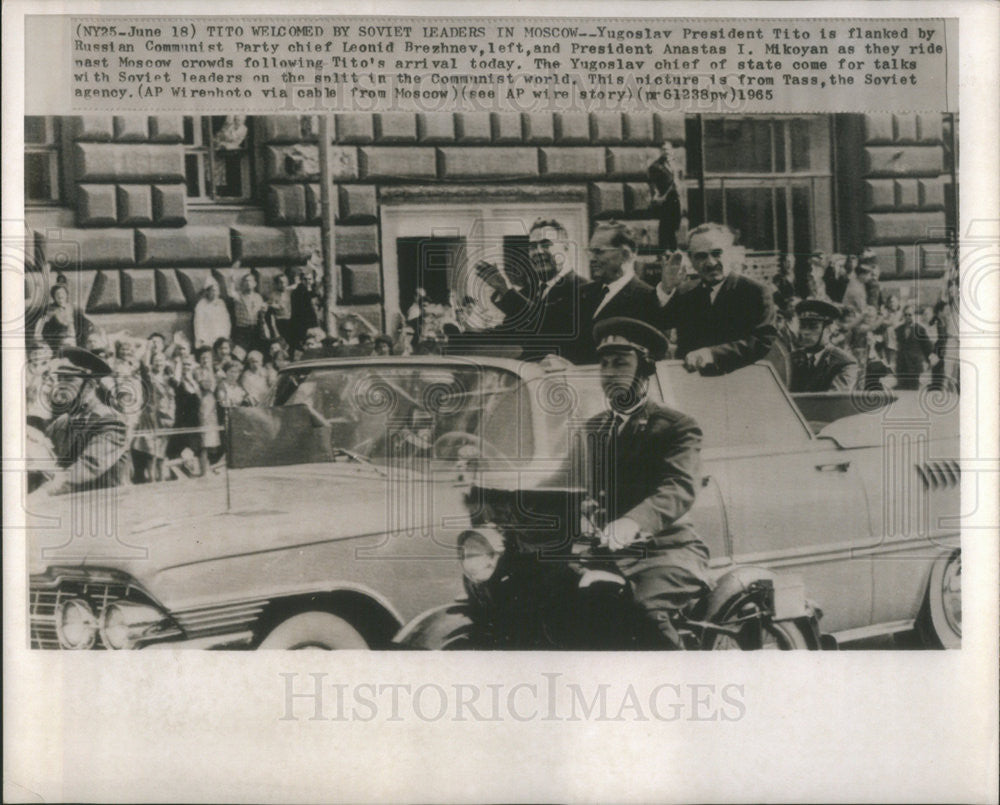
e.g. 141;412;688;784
894;304;938;390
661;222;777;375
568;317;713;648
788;299;859;392
471;219;587;360
572;222;659;363
647;143;684;250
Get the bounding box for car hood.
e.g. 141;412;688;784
27;463;467;582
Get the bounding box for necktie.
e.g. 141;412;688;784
594;284;611;315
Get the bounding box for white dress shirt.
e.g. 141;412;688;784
593;264;636;317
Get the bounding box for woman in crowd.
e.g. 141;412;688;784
193;346;217;385
215;359;251;410
196;359;223;475
133;350;176;483
212;338;233;375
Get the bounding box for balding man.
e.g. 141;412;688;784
660;223;777;375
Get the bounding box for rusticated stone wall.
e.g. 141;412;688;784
25;111;953;337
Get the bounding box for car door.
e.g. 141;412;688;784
660;363;874;635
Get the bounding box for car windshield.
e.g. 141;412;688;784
271;364;534;465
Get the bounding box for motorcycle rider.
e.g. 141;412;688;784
578;316;714;648
37;346;132;495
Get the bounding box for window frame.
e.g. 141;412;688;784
182;115;255;205
24;116;62;206
693;115;835;263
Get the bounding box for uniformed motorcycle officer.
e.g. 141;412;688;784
788;299;860;392
38;347;132;495
579;316;714;648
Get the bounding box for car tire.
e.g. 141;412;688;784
917;551;961;649
259;612;370;650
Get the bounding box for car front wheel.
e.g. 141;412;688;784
259;612;369;650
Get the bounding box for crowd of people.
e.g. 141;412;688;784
27;261;415;486
767;247;960;392
25;216;960;492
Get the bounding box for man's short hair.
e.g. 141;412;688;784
687;222;739;245
529;218;568;239
595;221;637;251
213;337;231;350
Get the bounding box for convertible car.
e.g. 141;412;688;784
26;356;960;650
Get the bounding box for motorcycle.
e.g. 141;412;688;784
395;485;824;650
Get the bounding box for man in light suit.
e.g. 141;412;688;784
659;223;777;375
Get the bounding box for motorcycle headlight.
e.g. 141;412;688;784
56;599;98;649
100;601;167;650
459;529;504;583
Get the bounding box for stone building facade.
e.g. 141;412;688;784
24;111;956;340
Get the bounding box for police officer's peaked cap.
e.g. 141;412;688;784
795;298;841;323
593;317;668;361
51;346;114;378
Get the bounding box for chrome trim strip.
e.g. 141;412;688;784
142;631;255;650
831;620;915;643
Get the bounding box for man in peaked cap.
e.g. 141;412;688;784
788;299;859;392
38;346;132;494
566;317;713;648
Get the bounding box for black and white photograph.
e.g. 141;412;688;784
4;3;998;803
20;109;963;652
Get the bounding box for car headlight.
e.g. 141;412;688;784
56;599;98;649
459;528;505;583
100;601;168;650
